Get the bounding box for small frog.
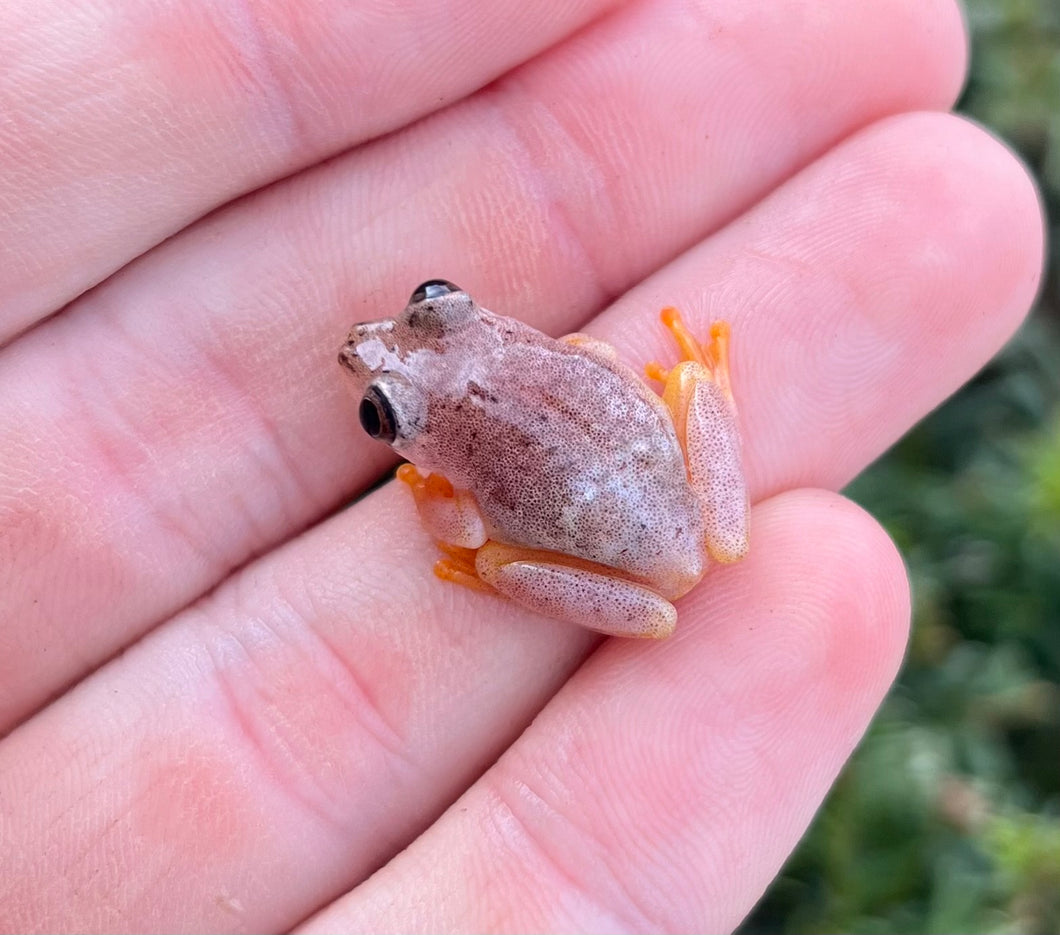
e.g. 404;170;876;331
338;280;749;638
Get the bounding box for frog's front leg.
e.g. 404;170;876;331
396;464;486;548
646;308;750;563
560;332;618;360
395;464;496;592
475;541;677;639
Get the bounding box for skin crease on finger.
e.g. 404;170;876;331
0;0;622;342
0;119;1044;931
0;0;972;733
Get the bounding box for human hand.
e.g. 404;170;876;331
0;0;1043;931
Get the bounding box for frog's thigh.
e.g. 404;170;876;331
662;361;749;563
396;464;486;549
475;541;676;639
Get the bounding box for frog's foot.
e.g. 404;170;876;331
433;542;497;594
645;307;749;564
475;541;676;639
396;464;487;549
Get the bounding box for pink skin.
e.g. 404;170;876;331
0;1;1044;934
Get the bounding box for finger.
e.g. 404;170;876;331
0;0;969;732
596;113;1046;503
0;0;618;343
300;491;909;933
0;119;1041;930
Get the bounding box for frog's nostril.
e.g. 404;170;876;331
338;341;361;367
411;279;460;304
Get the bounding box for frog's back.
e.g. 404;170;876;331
426;329;706;595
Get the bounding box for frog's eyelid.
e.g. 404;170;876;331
410;279;461;304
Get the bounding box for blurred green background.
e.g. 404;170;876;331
740;2;1060;932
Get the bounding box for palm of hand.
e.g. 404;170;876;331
0;1;1042;932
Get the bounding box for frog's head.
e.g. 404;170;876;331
338;279;478;452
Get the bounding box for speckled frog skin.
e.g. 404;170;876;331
339;280;749;638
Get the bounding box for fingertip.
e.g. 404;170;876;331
675;486;911;708
925;0;972;107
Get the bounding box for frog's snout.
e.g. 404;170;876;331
338;320;395;374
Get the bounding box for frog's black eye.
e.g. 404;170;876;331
359;384;397;443
410;279;461;304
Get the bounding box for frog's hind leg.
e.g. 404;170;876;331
475;541;676;639
398;465;677;636
645;308;749;564
433;542;497;594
